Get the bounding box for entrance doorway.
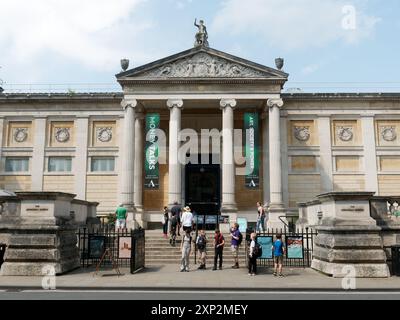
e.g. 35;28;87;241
185;158;221;230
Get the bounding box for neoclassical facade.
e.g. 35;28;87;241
0;44;399;228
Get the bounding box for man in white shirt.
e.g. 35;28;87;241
181;206;194;233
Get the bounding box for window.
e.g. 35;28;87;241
91;157;115;172
48;157;72;172
5;158;29;172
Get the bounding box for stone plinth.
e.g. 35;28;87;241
311;192;390;278
0;192;97;276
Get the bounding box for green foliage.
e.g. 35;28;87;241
106;213;116;225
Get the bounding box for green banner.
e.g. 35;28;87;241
244;112;259;189
145;114;160;189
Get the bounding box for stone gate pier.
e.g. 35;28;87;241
309;192;390;278
0;192;99;276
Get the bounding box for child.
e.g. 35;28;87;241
180;230;192;272
196;230;207;270
272;234;285;277
213;229;225;271
248;232;257;276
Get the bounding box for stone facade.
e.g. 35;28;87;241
0;45;399;226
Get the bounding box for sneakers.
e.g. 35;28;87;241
279;273;285;277
273;272;277;277
212;267;217;271
231;264;239;269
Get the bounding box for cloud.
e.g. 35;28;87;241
0;0;153;78
212;0;380;50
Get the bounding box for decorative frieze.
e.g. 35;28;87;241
54;128;70;143
13;128;28;143
96;127;113;143
141;52;267;78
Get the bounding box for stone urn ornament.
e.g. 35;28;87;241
275;57;284;70
121;59;129;72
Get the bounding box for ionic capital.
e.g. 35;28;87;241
121;99;138;110
167;99;184;109
220;98;237;110
267;98;284;109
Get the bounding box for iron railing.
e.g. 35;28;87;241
245;227;317;268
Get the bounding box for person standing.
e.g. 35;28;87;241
196;229;207;270
180;230;192;272
230;223;240;269
248;232;257;276
272;233;286;277
181;206;194;233
171;202;182;236
213;229;225;271
115;204;127;232
162;206;169;239
170;213;178;246
256;202;265;233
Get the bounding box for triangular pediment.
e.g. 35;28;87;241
116;47;288;80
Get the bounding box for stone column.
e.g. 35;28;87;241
74;117;89;200
167;99;183;206
31;117;47;191
267;98;286;229
261;108;270;208
134;110;145;227
220;99;238;219
121;99;137;229
362;115;378;193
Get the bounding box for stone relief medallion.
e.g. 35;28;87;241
142;52;266;78
13;128;28;143
55;128;70;143
381;126;397;142
337;126;354;142
294;126;311;142
97;127;113;143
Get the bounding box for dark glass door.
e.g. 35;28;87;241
185;163;220;230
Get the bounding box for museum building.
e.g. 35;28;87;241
0;34;399;229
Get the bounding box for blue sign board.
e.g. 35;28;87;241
237;218;247;233
257;236;273;259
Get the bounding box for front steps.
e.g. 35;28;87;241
145;230;247;266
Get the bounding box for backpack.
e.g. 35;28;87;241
253;242;262;258
197;235;206;250
237;232;243;246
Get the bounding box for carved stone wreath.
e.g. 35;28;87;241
55;128;70;143
337;126;354;142
381;126;397;142
294;126;311;142
13;128;28;143
97;127;113;143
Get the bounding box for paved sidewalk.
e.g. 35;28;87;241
1;265;400;291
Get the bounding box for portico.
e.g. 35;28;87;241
116;44;288;228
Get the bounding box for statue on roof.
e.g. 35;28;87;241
194;18;209;47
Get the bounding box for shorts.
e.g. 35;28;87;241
183;226;192;232
274;256;283;264
231;245;238;257
116;219;126;229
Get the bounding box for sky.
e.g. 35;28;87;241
0;0;399;92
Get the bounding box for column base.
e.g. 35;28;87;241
267;207;287;230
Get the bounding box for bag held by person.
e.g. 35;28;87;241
237;232;243;246
253;242;262;258
197;235;206;250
